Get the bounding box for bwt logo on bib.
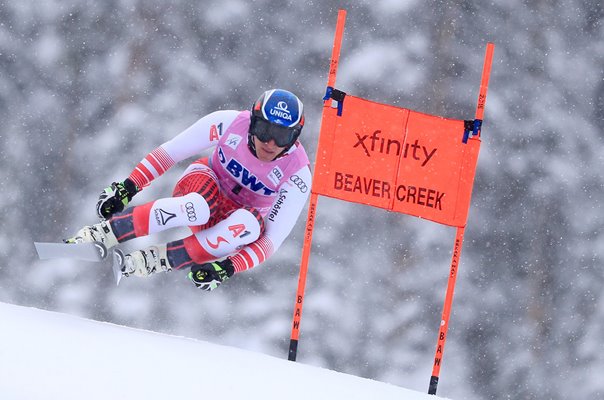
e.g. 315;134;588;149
270;101;293;121
219;149;276;196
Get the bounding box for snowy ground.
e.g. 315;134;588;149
0;302;450;400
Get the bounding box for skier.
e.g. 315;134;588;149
66;89;311;291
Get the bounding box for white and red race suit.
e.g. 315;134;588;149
125;110;311;273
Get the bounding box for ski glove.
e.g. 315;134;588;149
188;258;235;291
96;178;139;220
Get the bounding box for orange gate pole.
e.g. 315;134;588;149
288;9;347;362
428;226;465;394
428;42;494;395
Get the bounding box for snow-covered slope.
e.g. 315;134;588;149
0;302;450;400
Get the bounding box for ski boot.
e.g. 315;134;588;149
64;221;119;249
121;245;172;277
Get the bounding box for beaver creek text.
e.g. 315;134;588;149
333;171;444;210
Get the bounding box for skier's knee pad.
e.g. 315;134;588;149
192;207;265;259
147;192;211;234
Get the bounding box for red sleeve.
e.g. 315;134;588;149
128;146;175;189
229;236;275;272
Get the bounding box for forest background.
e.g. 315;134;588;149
1;1;603;399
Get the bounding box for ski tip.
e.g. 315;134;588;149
33;242;45;259
34;241;107;262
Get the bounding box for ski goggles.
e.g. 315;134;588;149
250;116;301;148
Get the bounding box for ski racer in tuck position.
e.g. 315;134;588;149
66;89;311;291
